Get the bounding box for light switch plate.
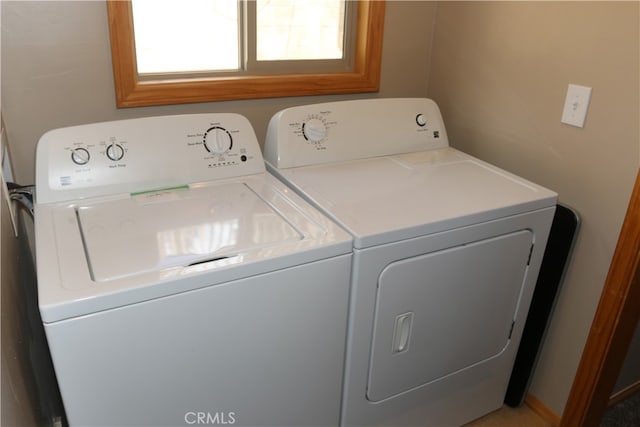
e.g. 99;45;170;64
561;84;592;128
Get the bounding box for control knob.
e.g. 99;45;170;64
106;143;125;161
71;147;90;165
302;118;327;143
203;126;233;154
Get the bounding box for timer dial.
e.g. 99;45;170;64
203;126;233;154
71;147;90;165
302;117;328;143
106;143;125;161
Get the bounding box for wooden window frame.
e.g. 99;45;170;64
107;0;385;108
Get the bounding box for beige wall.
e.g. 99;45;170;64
1;1;38;423
428;1;640;416
1;1;437;184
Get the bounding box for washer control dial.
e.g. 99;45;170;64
302;117;328;143
203;126;233;154
106;143;125;161
71;147;90;165
416;114;427;127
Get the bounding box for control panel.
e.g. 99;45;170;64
263;98;449;169
36;113;265;203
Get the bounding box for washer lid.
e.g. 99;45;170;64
77;183;302;282
36;173;352;323
270;148;557;248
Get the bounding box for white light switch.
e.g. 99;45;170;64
561;84;592;128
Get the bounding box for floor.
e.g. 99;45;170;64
464;391;640;426
601;391;640;427
466;405;552;427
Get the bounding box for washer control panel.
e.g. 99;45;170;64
264;98;449;169
36;113;264;203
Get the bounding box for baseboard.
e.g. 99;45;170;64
525;393;562;426
608;381;640;407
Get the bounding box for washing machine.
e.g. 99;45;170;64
263;98;558;426
34;113;352;426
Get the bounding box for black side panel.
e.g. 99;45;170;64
504;204;580;407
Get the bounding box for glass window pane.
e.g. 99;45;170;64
131;0;239;73
256;0;345;61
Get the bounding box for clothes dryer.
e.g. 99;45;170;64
264;98;557;426
35;113;352;426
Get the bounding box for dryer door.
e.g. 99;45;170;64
366;230;533;402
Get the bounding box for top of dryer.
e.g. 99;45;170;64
264;98;557;249
264;98;448;169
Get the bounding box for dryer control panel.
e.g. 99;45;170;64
264;98;449;169
36;113;265;203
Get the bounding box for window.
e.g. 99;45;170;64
107;0;385;107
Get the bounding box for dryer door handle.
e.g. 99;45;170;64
392;312;413;353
